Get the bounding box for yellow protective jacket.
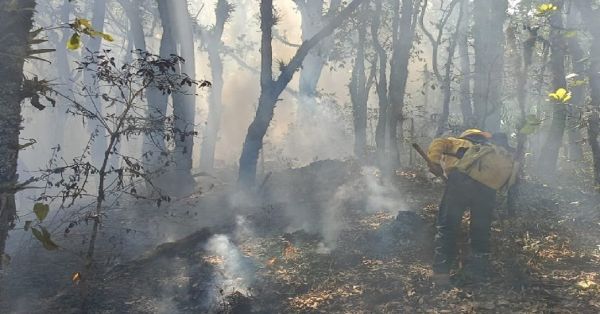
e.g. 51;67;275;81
427;137;474;173
427;137;517;191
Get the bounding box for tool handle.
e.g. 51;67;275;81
411;143;431;163
412;143;447;181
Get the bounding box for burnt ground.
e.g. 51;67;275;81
2;160;600;313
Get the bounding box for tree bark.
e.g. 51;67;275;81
0;0;37;267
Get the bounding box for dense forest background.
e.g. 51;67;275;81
1;0;600;313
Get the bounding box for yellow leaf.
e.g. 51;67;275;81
75;18;92;30
548;88;572;103
67;33;82;50
101;33;114;42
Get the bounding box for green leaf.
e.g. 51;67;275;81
31;227;59;251
33;203;49;222
67;33;82;50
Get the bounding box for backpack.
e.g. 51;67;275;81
454;143;516;191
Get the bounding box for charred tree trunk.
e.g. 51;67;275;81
199;0;232;171
0;0;36;267
538;0;568;177
238;0;364;186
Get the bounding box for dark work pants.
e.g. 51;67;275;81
433;171;496;274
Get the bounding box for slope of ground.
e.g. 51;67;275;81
3;160;600;313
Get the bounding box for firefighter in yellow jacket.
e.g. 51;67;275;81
427;129;516;284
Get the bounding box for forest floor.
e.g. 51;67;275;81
3;160;600;313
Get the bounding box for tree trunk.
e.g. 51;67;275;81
457;0;473;127
575;0;600;184
538;0;567;176
372;0;389;168
199;0;231;171
472;0;507;131
144;0;173;167
349;6;368;160
436;1;463;136
238;0;364;186
295;0;341;119
84;0;108;167
388;0;419;169
169;1;197;182
565;8;585;161
0;0;37;267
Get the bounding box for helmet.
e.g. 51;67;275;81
459;129;492;139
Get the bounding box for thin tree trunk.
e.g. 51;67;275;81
295;0;341;119
436;1;464;136
84;0;108;167
457;0;473;127
144;0;173;167
200;0;231;171
350;5;368;160
0;0;37;267
238;0;364;186
565;8;585;161
388;0;420;169
372;0;389;168
169;1;197;182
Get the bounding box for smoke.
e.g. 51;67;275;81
203;234;255;305
317;166;407;252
